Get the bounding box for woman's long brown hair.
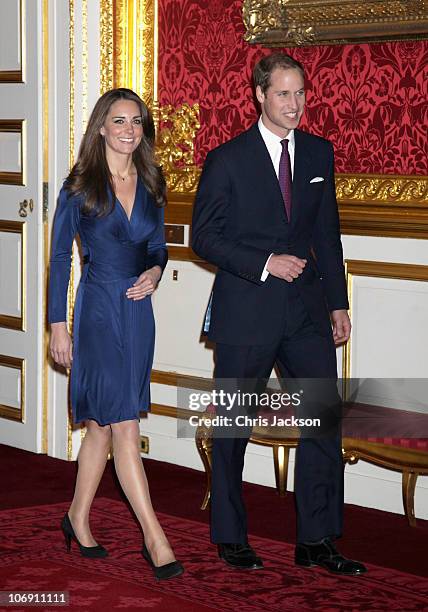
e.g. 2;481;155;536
66;88;166;215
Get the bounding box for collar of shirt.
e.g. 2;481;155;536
258;116;295;179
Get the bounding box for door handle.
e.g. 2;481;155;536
18;199;34;218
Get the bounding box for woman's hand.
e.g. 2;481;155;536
126;266;162;301
50;322;73;368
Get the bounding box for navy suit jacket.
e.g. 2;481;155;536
191;123;348;346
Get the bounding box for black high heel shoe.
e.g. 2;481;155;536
142;543;184;580
61;513;108;558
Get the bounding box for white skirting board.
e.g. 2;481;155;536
141;413;428;521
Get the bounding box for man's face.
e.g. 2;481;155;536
256;67;305;137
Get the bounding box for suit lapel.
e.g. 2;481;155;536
291;129;313;227
244;125;313;226
245;124;286;218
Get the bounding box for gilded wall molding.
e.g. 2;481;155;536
163;168;428;209
243;0;428;46
338;175;428;239
101;0;156;103
336;174;428;204
100;0;114;93
163;173;428;252
137;0;156;103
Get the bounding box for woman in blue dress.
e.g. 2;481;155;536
49;88;183;580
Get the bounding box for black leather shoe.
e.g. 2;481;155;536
142;543;184;580
218;543;264;570
295;538;367;576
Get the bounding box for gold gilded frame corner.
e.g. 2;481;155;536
243;0;428;47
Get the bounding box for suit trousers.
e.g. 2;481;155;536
210;284;344;544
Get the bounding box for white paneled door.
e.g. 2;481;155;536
0;0;44;451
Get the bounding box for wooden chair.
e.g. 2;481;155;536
195;403;428;526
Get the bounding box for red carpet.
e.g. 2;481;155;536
1;498;428;612
1;444;428;579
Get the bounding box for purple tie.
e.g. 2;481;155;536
279;138;292;221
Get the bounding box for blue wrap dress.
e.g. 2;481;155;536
48;178;168;425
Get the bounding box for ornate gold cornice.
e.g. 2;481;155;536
243;0;428;46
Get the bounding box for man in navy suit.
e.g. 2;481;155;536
192;53;366;576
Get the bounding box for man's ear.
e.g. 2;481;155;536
255;85;265;105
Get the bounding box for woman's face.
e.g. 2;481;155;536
100;99;143;157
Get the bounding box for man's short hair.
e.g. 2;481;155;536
253;53;305;94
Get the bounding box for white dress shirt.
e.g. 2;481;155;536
257;117;295;281
258;116;295;179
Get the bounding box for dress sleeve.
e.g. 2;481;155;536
146;205;168;273
48;186;81;323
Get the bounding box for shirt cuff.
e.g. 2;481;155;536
260;253;274;282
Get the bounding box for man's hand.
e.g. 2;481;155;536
267;254;306;282
126;266;162;301
50;322;73;368
331;309;351;345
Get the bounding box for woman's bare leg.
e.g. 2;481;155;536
68;419;112;546
111;419;175;566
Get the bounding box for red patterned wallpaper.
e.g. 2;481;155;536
158;0;428;175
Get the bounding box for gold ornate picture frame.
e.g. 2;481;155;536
99;0;428;248
243;0;428;47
